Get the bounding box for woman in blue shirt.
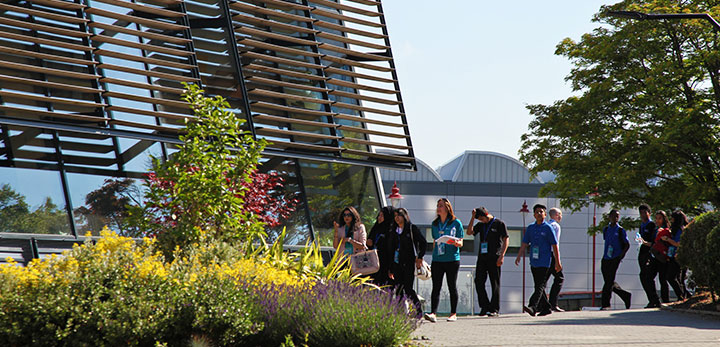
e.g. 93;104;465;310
424;198;463;323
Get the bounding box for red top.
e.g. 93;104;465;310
651;227;671;259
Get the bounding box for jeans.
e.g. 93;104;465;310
430;260;460;314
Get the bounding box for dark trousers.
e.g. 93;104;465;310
601;257;630;308
475;256;501;313
394;265;422;316
431;261;460;314
661;258;684;302
548;256;564;307
639;251;660;305
529;266;551;312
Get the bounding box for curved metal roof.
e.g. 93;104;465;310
379;156;443;182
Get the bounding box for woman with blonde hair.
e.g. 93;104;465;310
333;206;367;256
424;198;464;323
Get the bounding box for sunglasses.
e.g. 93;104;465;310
343;213;353;217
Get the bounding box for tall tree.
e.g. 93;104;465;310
521;0;720;213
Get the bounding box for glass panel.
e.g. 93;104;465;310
0;166;70;234
259;158;311;245
299;159;380;246
66;173;143;236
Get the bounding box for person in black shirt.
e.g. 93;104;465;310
367;206;394;286
467;206;509;317
387;208;427;316
637;204;660;308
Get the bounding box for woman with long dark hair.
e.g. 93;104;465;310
666;210;688;301
333;206;367;256
424;198;463;323
650;210;684;302
367;206;394;285
387;208;426;316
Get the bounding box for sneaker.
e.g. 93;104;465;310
423;312;437;323
447;314;457;322
486;311;499;317
522;305;536;317
644;302;661;309
551;306;565;312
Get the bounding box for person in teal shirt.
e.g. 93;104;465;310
424;198;464;323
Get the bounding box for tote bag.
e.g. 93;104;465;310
350;249;380;275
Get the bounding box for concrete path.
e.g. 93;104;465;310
412;308;720;346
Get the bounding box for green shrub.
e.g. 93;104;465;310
678;211;720;292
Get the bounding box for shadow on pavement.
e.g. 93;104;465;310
517;309;720;330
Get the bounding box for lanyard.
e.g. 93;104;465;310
483;218;495;242
438;219;449;233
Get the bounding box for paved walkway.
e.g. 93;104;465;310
412;308;720;346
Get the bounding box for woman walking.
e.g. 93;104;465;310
388;208;426;316
367;206;394;285
333;206;367;256
424;198;464;322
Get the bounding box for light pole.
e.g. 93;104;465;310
388;181;403;208
519;200;530;308
588;190;600;307
607;10;720;32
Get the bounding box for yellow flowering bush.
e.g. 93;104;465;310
0;228;305;346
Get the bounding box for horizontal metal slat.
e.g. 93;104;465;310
0;3;89;24
3;61;100;80
85;7;187;31
89;22;191;44
0;74;102;94
248;88;333;104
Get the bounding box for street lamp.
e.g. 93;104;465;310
519;200;530;308
388;181;403;208
607;10;720;32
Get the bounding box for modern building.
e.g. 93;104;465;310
380;151;653;313
0;0;415;259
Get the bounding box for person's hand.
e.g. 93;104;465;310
333;221;339;229
555;261;563;273
496;256;504;267
515;256;521;266
388;272;394;280
661;236;670;242
415;258;423;269
471;210;476;220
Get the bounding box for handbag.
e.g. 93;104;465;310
350;249;380;275
409;223;431;280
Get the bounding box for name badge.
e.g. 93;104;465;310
607;245;614;258
394;249;400;263
480;242;488;254
438;243;445;256
532;246;539;260
668;246;676;258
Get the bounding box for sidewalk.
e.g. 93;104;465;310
412;308;720;346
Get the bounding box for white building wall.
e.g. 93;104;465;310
396;195;648;314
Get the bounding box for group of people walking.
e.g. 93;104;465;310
332;200;690;320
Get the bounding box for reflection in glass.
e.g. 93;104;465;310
67;173;144;236
0;167;70;234
299;160;380;246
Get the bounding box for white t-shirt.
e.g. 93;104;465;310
548;219;562;244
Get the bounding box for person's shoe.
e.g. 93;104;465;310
620;292;632;309
486;311;499;317
423;312;437;323
551;306;565;312
644;302;661;309
447;314;457;322
599;306;611;310
537;309;552;316
522;305;536;317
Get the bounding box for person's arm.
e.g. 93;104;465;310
515;243;528;266
467;211;476;235
353;224;367;251
414;225;426;269
552;244;562;272
661;236;680;247
366;226;376;248
497;236;509;266
620;228;629;260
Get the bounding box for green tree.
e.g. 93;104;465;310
128;84;267;257
0;184;69;234
521;0;720;213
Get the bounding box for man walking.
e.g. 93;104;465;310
515;204;562;316
601;209;632;309
468;207;509;317
637;204;660;308
547;208;565;312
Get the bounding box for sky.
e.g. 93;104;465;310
381;1;614;170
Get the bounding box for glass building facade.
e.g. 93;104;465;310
0;0;414;245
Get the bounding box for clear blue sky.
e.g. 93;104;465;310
382;1;614;169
